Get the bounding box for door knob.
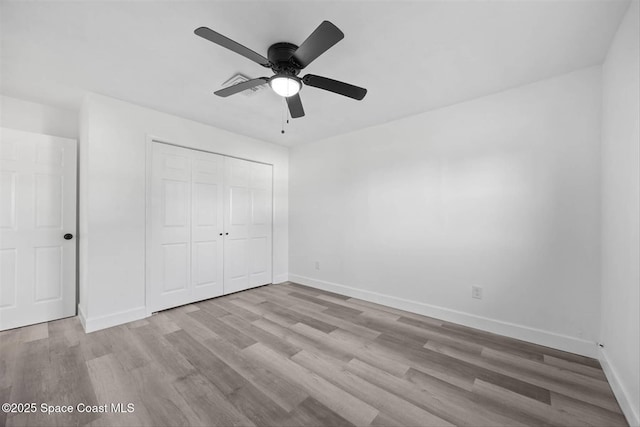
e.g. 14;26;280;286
63;233;73;240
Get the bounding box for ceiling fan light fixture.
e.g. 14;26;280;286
269;74;301;97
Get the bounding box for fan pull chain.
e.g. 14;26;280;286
281;97;286;134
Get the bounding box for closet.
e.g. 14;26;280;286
147;142;272;313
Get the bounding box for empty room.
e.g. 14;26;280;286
0;1;638;426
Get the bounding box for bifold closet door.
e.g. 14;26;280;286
223;157;273;294
148;143;224;312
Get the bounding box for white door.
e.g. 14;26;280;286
148;143;224;312
223;157;272;294
191;151;225;302
0;128;77;331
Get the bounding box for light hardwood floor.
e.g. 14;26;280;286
0;282;627;427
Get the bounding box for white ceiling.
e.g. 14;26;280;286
0;1;630;146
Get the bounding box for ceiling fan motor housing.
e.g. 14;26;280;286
268;42;301;75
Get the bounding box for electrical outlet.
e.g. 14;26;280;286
315;261;320;270
472;286;483;299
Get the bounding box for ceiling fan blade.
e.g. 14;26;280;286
195;27;270;67
292;21;344;69
214;78;269;97
302;74;367;100
286;93;305;118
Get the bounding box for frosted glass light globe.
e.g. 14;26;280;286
270;75;301;97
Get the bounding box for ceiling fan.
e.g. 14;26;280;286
194;21;367;119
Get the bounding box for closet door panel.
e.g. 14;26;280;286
223;157;272;294
223;157;250;294
248;162;272;286
149;144;193;311
191;152;224;301
149;144;224;312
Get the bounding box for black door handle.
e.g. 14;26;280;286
64;233;73;240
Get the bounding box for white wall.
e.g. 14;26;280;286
290;67;602;357
600;2;640;425
0;95;78;139
79;93;288;331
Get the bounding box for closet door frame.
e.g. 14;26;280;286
144;136;274;316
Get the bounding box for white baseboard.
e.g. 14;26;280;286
289;274;598;358
599;348;640;427
273;273;289;284
80;306;148;333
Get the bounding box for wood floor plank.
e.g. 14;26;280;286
323;305;481;355
293;322;409;377
439;322;547;361
197;298;233;318
424;341;552;404
47;334;101;426
292;349;454;427
86;353;155;426
243;342;379;426
473;379;592;426
7;339;52;427
78;329;114;362
258;301;339;334
218;313;301;357
187;309;257;349
346;358;518;427
251;287;320;311
288;292;364;317
171;373;256;427
481;347;619;411
330;328;411;377
277;396;355;427
369;412;405;427
231;290;267;305
19;322;49;343
164;330;288;426
229;297;273;318
404;366;534;427
0;282;627;427
146;311;181;335
253;317;353;363
288;303;381;341
404;363;551;426
48;316;83;348
101;325;149;372
202;334;308;412
280;282;351;301
538;346;603;369
268;286;332;312
374;333;477;389
343;297;443;326
543;354;608;381
550;391;628;427
128;324;196;381
279;282;324;296
128;362;203;426
208;298;261;322
164;308;221;343
0;340;19;391
421;338;621;414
